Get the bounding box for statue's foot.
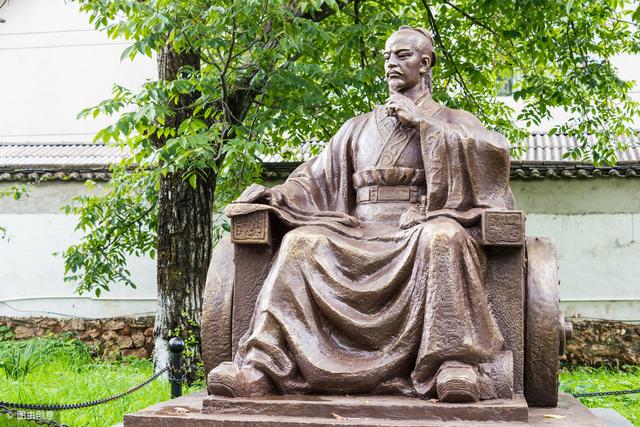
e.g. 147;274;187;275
435;362;480;403
207;361;274;397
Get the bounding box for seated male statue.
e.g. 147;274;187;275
208;26;515;403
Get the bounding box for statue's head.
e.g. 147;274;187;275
384;26;437;94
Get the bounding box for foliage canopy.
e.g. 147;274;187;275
64;0;640;294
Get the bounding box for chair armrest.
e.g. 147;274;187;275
481;210;525;247
229;207;272;246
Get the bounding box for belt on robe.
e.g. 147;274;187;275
356;185;426;204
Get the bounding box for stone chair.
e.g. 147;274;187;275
201;205;573;408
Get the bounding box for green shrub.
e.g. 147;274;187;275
43;337;93;372
0;340;51;380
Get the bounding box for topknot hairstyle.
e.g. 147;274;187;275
397;25;437;67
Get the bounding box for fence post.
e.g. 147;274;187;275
168;337;185;399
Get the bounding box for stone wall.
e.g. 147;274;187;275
0;316;154;359
564;319;640;367
1;316;638;366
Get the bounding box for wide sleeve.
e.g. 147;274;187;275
270;117;359;218
228;116;368;235
420;111;515;225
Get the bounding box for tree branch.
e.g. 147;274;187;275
354;0;368;70
210;0;355;168
439;0;526;72
420;0;486;116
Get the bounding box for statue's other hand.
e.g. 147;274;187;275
399;205;426;229
386;94;424;129
236;184;273;204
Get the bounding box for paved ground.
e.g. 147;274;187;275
590;408;634;427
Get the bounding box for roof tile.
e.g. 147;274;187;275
1;133;639;181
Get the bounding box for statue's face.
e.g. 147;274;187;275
384;30;430;93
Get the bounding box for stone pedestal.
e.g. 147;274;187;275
124;392;607;426
202;394;529;423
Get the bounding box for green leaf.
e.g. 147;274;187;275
120;44;136;62
633;6;640;23
565;0;574;15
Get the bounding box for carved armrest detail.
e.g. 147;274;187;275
230;209;272;246
481;210;525;246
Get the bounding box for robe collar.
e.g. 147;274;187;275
374;90;443;168
413;90;443;117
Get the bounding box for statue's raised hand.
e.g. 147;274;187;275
386;94;441;133
386;93;425;129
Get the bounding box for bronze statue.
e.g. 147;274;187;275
207;26;518;403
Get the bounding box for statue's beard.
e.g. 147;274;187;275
386;75;427;95
387;78;410;93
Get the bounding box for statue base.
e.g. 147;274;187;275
202;394;529;422
123;392;607;426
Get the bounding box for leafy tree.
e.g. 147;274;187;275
63;0;639;373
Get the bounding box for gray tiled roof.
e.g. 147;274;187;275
509;132;640;179
261;132;640;164
0;142;126;167
1;132;639;182
515;132;640;165
260;132;640;179
0;142;125;181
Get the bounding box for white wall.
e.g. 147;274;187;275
4;178;639;321
512;179;640;321
0;182;157;318
0;0;156;143
0;0;157;318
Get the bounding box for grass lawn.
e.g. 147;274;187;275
0;337;200;427
560;366;640;426
0;337;638;426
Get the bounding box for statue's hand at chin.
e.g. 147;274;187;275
386;93;424;129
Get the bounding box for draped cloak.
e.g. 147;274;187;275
228;95;516;398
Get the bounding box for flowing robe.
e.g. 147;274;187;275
229;96;515;397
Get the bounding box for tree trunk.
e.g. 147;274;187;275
147;0;355;378
154;169;213;379
152;45;213;381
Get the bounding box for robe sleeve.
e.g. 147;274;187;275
228;115;368;235
420;112;515;226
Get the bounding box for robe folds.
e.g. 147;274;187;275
228;96;516;397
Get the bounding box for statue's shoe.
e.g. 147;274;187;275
207;361;274;397
435;362;480;403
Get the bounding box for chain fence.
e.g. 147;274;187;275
0;366;168;412
571;388;640;398
0;337;187;427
